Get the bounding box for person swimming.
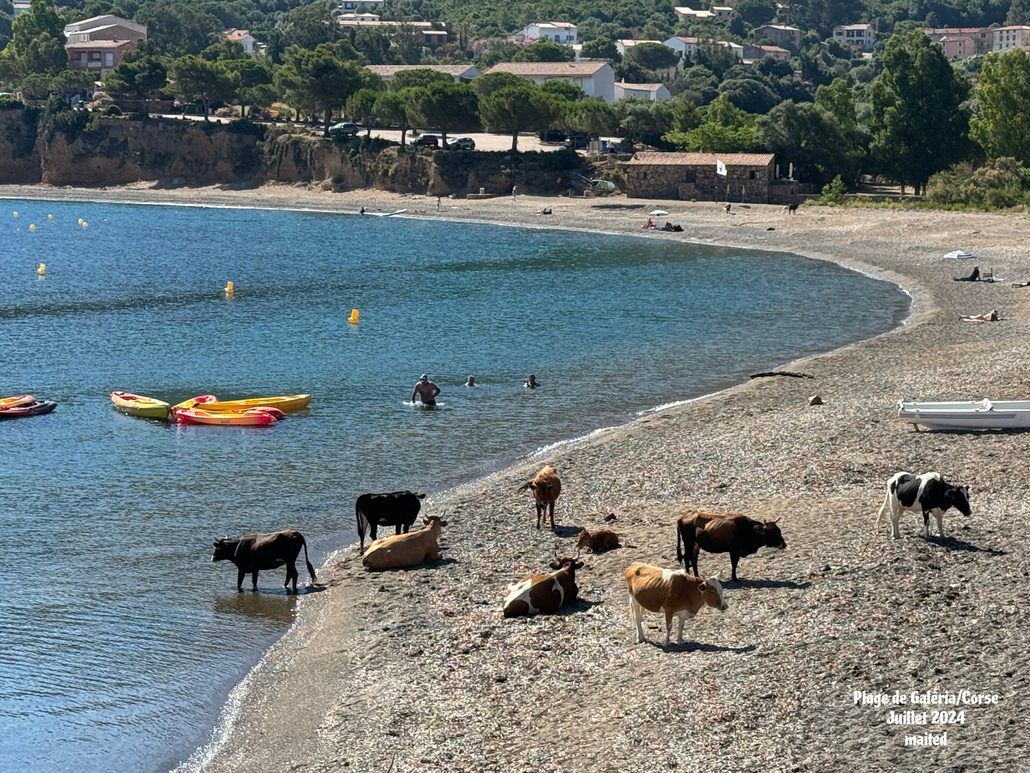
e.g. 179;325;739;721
524;374;540;389
465;375;476;387
411;374;441;405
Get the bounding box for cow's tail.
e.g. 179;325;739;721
301;535;317;585
875;487;891;532
676;519;685;566
356;500;368;549
516;481;535;493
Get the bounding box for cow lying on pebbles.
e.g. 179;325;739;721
576;529;621;553
502;555;583;618
361;515;447;570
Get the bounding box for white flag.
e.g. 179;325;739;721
716;159;727;176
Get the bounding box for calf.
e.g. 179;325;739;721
212;530;316;593
518;465;561;530
356;490;427;551
502;555;583;617
361;515;447;570
876;471;971;539
676;511;786;581
576;529;621;553
625;562;727;646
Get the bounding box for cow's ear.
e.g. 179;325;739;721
439;519;449;527
574;561;584;569
698;582;708;592
549;561;561;570
769;519;779;524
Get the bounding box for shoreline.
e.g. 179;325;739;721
10;183;1030;772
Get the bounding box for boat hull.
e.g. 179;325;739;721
177;394;311;413
897;399;1030;430
173;407;277;426
111;391;171;419
0;400;56;419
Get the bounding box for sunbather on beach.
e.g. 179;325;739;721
959;309;999;322
953;266;980;281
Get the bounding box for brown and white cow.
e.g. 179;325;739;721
360;515;447;570
624;561;728;646
576;528;621;553
502;555;583;618
518;465;561;530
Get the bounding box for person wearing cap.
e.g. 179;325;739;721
411;374;441;405
524;374;540;389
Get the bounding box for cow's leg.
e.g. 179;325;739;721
236;568;246;592
629;597;645;643
922;510;931;539
284;562;298;593
536;504;543;530
251;571;259;590
549;502;555;531
890;506;902;539
676;613;686;645
369;523;378;544
730;553;739;581
875;490;890;534
663;609;674;647
936;510;946;539
395;524;403;536
690;544;700;577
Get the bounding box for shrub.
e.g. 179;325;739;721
0;94;23;109
926;158;1030;209
818;175;847;205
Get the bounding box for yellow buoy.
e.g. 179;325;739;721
47;214;53;220
36;263;46;275
77;218;83;225
29;224;35;231
347;309;359;324
82;221;88;228
13;211;18;218
224;281;234;296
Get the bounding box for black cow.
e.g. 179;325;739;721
356;491;427;551
212;530;316;593
787;202;799;214
676;511;786;581
876;471;971;540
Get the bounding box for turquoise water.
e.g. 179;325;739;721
0;200;909;772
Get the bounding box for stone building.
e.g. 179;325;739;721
622;152;777;203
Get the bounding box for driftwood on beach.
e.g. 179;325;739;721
748;370;815;379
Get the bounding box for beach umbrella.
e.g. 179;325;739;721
650;209;668;216
944;250;974;259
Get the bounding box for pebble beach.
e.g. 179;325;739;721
8;184;1030;772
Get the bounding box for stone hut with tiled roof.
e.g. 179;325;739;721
622;152;777;202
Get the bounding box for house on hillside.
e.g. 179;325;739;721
225;29;255;54
622;152;777;202
674;7;716;20
614;82;670;101
752;24;801;51
742;44;791;62
486;61;615;102
12;2;30;16
925;27;992;56
341;0;384;11
64;15;147;77
513;22;578;45
421;30;447;47
712;6;735;20
938;35;977;60
993;26;1030;54
832;23;875;52
664;36;699;64
365;64;482;83
615;39;663;57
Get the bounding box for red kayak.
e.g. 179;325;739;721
0;394;35;409
0;400;57;419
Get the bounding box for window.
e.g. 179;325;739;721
749;171;757;179
636;171;647;180
80;53;87;64
105;53;113;66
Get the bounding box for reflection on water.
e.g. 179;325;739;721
0;200;909;773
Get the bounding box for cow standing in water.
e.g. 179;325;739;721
212;530;317;593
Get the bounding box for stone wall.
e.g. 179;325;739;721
623;160;775;203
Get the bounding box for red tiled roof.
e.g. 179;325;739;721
627;152;775;166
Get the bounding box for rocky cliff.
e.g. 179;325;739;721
0;109;587;195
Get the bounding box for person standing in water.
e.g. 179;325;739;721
411;374;441;405
465;375;476;387
524;374;540;389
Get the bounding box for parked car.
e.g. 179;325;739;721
446;136;475;150
539;129;567;143
414;134;439;147
563;134;590;150
328;121;359;136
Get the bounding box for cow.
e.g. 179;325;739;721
356;490;427;552
361;515;447;570
676;511;786;581
502;554;584;618
875;471;971;540
212;530;316;593
625;562;728;646
517;465;561;530
787;202;799;214
576;529;621;553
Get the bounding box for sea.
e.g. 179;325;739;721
0;199;910;773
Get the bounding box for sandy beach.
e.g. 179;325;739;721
8;183;1030;772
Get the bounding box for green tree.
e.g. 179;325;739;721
391;68;453;91
136;1;221;58
814;77;857;131
565;97;617;137
221;57;274;118
625;42;680;72
540;80;584;102
347;87;380;136
615;97;676;146
970;48;1030;164
471;71;525;97
277;45;364;135
758;100;861;185
868;30;971;193
479;84;560;151
735;0;777;26
104;54;168;116
1;0;66;77
579;39;620;61
51;68;94;101
511;40;574;62
408;81;478;143
172;54;238;120
373;88;416;145
663;94;761;151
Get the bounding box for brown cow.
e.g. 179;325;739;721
502;555;583;617
361;515;447;570
576;529;621;553
518;465;561;530
625;562;728;646
212;530;317;593
676;511;785;581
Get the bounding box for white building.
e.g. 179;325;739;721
993;26;1030;54
340;0;384;11
364;64;482;83
614;82;671;101
615;39;663;57
12;2;30;16
712;6;735;20
225;28;255;54
832;23;875;52
64;14;147;44
486;61;615;102
515;22;578;45
717;40;745;59
664;36;700;62
674;7;716;20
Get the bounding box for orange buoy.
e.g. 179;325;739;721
347;309;359;324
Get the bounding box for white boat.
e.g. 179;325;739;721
897;398;1030;430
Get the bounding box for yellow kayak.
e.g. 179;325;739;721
175;394;311;413
111;391;171;419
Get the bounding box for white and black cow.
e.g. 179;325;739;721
356;490;427;551
875;471;971;540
